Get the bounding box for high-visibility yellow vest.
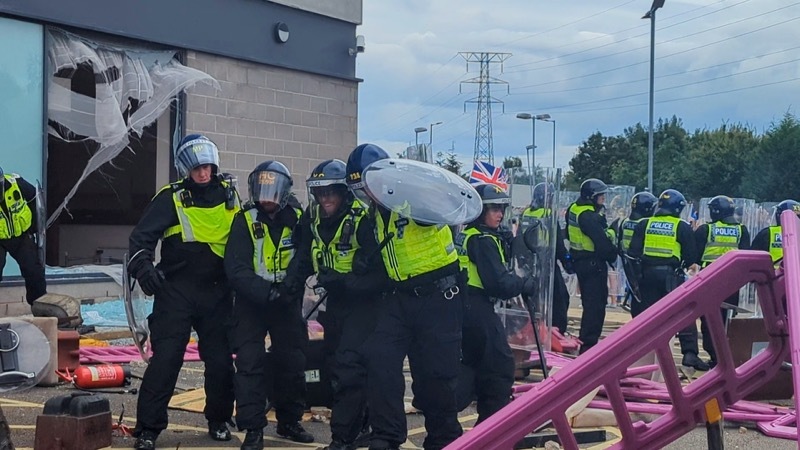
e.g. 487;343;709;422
456;227;505;290
0;174;33;239
701;222;742;266
161;181;241;258
375;211;457;282
642;216;682;260
310;206;365;274
567;203;596;252
620;218;642;253
244;206;302;282
769;226;783;263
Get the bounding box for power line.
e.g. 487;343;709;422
511;14;800;91
506;0;749;71
507;2;798;75
512;44;800;96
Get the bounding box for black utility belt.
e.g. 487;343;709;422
397;274;460;299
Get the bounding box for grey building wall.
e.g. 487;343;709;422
270;0;362;24
185;51;358;200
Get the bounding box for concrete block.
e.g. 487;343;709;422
227;135;247;153
247;68;267;87
285;109;303;125
255;123;276;139
215;116;238;134
275;124;293;141
235;153;257;170
256;87;276;105
245;137;266;154
207;97;227;115
301;111;319;128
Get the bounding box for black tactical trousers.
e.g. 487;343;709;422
365;286;464;450
0;234;46;304
135;279;234;433
318;294;378;444
231;296;308;431
575;258;608;353
457;293;514;424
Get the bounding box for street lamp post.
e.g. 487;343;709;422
643;0;665;192
429;121;443;164
517;112;551;188
414;126;427;161
525;144;535;188
539;117;556;167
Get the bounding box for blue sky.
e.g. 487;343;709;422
354;0;800;173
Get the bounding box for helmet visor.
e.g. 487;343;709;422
175;139;219;177
250;170;292;206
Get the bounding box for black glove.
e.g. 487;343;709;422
268;282;300;304
562;254;576;275
316;268;347;292
137;264;165;297
522;277;537;298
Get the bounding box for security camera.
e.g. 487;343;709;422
355;35;365;53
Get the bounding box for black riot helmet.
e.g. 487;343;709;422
655;189;687;217
708;195;736;222
531;182;555;209
307;159;350;217
630;191;657;220
775;199;800;226
474;183;511;228
346;143;390;204
580;178;608;204
248;160;293;209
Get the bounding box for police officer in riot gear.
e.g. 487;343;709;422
456;183;532;423
618;192;657;254
0;166;46;305
751;199;800;263
346;143;465;450
128;135;239;450
289;159;386;450
224;160;313;449
694;195;750;368
566;178;617;353
519;182;572;334
628;189;705;370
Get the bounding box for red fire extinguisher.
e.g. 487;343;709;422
56;365;137;394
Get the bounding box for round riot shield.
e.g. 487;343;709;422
123;254;151;363
362;159;482;225
0;318;51;393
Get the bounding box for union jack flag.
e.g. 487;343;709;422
469;160;508;191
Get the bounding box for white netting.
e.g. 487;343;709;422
45;28;219;227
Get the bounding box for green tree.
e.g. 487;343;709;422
440;151;463;174
742;113;800;201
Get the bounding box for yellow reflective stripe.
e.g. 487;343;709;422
163;225;182;239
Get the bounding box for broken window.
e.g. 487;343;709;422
45;28;217;266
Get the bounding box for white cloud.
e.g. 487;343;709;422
356;0;800;173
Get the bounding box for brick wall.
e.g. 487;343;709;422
184;51;358;201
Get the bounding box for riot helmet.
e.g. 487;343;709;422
474;183;511;229
0;165;4;180
346;143;389;205
630;192;657;220
307;159;350;218
532;182;555;210
654;189;686;217
708;195;736;222
174;134;220;179
580;178;608;205
248;160;293;211
774;199;800;226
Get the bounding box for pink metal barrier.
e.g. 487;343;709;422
447;247;790;449
779;209;800;445
80;343;201;364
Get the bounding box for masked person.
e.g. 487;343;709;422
288;159;387;450
224;160;313;449
694;195;750;369
346;143;465;450
627;189;705;370
455;183;533;423
128;135;239;450
751;199;800;264
566;178;617;353
0;166;46;305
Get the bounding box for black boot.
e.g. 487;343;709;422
133;429;158;450
208;421;232;441
240;429;264;450
324;439;355;450
277;422;314;443
682;352;710;371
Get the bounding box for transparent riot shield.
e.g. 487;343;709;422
499;168;561;358
123;254;152;363
556;190;578;229
605;185;635;306
0;318;51;393
35;182;46;267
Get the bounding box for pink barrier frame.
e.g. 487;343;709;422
447;240;791;448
